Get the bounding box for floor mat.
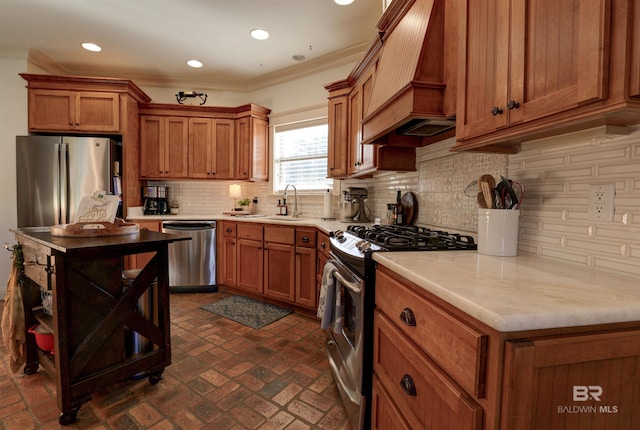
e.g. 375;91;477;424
200;295;293;329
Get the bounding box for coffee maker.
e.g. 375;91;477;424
143;185;170;215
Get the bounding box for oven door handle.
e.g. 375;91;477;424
333;270;361;295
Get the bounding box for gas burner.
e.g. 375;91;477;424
345;224;476;251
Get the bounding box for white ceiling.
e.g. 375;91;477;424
0;0;382;89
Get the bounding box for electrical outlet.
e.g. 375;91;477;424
588;184;615;221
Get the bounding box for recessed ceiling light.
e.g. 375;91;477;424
250;29;270;40
187;59;203;68
334;0;355;5
81;42;101;52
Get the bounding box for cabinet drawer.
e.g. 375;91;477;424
237;223;263;240
374;311;483;430
18;237;55;290
317;231;330;256
376;268;487;398
222;222;237;237
264;226;294;244
371;375;411;430
295;228;316;248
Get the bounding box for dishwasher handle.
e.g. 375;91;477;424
162;221;216;231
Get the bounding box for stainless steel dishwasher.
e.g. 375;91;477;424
161;220;217;292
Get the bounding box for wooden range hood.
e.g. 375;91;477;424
362;0;457;146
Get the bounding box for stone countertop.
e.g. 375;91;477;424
373;251;640;332
127;213;358;235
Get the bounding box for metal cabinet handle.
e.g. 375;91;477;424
399;308;416;326
491;106;503;116
400;374;417;396
226;228;233;233
301;236;309;243
320;242;326;249
507;100;520;110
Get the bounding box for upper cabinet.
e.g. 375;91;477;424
28;90;120;133
454;0;640;152
139;115;189;179
236;108;270;181
138;103;270;181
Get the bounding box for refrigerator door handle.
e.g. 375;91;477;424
59;143;69;224
54;143;62;225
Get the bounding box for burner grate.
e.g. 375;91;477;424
346;224;476;251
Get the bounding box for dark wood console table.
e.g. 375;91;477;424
13;228;187;425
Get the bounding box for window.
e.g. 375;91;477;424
273;120;332;193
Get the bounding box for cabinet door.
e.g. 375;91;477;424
295;246;317;309
251;118;269;181
235;117;251;180
28;89;75;131
508;0;610;125
502;330;640;430
371;376;411;430
264;242;295;302
237;238;263;294
348;86;361;176
188;118;213;178
75;92;120;132
164;117;189;179
457;0;510;140
327;93;349;178
358;67;377;171
140;115;165;178
221;236;237;286
212;119;235;179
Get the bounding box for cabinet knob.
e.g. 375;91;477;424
320;243;326;249
490;106;504;116
399;308;417;327
75;122;80;126
400;374;417;396
301;236;309;243
507;100;520;110
226;228;232;233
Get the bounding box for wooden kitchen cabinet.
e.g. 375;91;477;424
295;228;317;308
455;0;640;152
263;226;296;302
316;231;330;298
326;41;416;178
28;89;120;133
139;115;189;179
236;223;264;294
217;221;237;287
189;118;235;179
375;262;640;429
501;330;640;430
235;114;269;181
327;86;350;178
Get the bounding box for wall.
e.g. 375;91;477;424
355;126;640;279
0;54;29;297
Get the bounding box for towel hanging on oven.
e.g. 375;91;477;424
317;262;338;330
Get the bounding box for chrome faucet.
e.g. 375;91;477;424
283;184;300;218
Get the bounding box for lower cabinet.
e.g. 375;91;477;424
236;223;264;294
375;264;640;430
218;221;319;310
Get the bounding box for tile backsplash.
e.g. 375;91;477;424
149;125;639;278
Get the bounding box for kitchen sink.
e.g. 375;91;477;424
263;216;307;222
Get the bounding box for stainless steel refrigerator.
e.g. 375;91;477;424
16;136;122;228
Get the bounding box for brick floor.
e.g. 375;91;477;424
0;292;352;429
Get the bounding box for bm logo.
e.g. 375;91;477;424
573;385;602;401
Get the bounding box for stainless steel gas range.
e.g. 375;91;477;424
322;224;477;430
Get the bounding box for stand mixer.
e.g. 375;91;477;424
339;187;371;222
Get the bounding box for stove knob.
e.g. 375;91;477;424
335;231;346;242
